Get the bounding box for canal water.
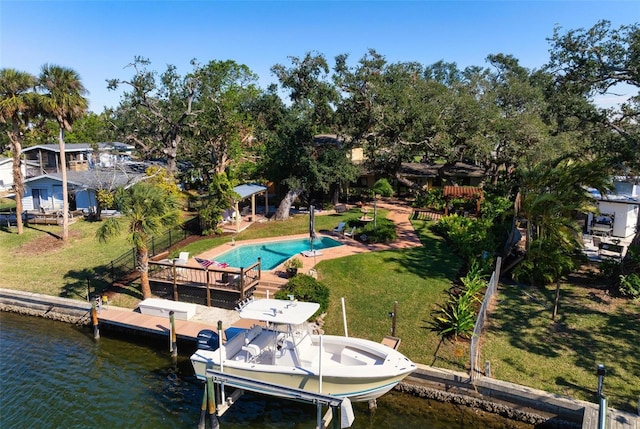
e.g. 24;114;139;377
0;312;535;428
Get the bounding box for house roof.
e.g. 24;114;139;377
399;161;485;178
443;185;484;199
24;170;147;190
588;188;640;205
21;142;134;154
22;143;92;153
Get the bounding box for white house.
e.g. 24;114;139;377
0;157;37;192
588;180;640;239
22;170;146;212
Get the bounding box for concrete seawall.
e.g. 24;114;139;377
2;288;638;428
0;288;92;324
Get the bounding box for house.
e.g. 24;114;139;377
22;143;93;177
21;142;135;178
587;179;640;239
0;157;17;191
0;157;38;192
22;169;146;212
397;161;486;192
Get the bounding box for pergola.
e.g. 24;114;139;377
443;185;484;215
232;183;268;232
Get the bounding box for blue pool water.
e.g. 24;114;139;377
217;236;342;270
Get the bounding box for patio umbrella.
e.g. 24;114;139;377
309;205;317;252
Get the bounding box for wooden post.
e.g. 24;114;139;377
207;376;219;428
169;311;177;359
198;381;207;429
391;301;398;337
91;301;100;340
172;260;178;301
240;268;245;299
206;269;211;307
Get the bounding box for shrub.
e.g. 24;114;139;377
274;274;330;317
413;188;445;211
358;217;396;244
431;292;476;340
618;274;640;300
432;215;493;262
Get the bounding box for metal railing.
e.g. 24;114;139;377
105;217;201;283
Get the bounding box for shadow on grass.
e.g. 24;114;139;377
62;268;112;300
488;281;640;411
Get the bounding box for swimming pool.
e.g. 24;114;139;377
216;236;343;270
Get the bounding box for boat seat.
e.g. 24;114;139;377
242;344;261;362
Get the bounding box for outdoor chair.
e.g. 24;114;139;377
343;226;356;238
332;222;346;234
177;252;190;263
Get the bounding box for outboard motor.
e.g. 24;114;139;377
196;329;219;351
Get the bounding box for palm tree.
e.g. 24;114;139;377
38;64;88;241
96;182;181;299
516;156;612;318
0;68;38;234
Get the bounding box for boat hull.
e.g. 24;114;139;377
191;334;416;402
191;357;410;402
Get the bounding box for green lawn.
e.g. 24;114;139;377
0;219;133;305
482;281;640;412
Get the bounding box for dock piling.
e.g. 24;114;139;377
169;311;177;359
91;301;100;339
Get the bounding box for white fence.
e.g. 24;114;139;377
470;256;502;380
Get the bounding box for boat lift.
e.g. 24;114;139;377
200;369;355;429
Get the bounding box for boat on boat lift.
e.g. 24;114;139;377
190;297;416;402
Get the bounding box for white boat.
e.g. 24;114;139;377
190;298;416;402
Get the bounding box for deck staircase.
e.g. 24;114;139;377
253;281;285;299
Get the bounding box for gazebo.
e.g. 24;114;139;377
232;183;269;232
443;185;484;216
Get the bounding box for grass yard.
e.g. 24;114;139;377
318;239;466;369
0;219;133;303
1;205;638;412
482;279;640;412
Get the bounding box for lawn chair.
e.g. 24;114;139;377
176;252;189;263
343;226;356;238
174;252;190;278
332;222;346;234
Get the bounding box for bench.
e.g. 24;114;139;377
138;298;197;320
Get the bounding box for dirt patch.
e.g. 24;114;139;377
15;230;81;256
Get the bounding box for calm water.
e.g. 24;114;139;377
217;237;342;269
0;312;534;429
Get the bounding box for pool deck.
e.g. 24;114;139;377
193;199;423;287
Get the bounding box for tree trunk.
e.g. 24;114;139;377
274;188;303;220
552;279;561;320
10;133;24;234
58;128;69;241
138;247;152;299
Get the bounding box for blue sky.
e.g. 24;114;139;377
1;1;638;112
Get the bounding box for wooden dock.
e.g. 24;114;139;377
96;305;251;342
